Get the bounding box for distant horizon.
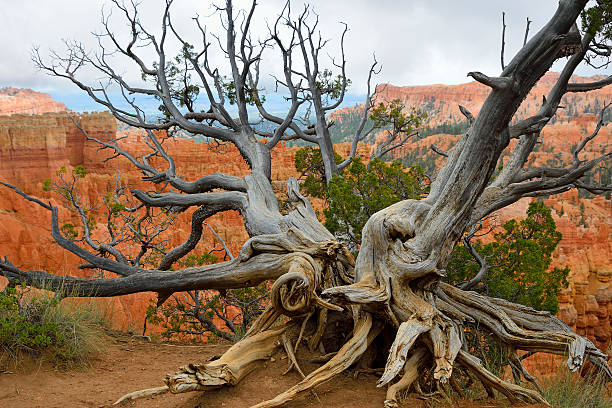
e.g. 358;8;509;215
2;70;607;114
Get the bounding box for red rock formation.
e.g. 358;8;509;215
0;88;67;115
0;84;610;356
0;112;114;188
330;72;612;127
0;109;304;332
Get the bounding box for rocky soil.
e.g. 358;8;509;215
0;332;546;408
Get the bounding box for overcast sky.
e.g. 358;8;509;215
1;0;609;100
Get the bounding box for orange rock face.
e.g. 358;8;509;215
0;88;67;115
0;112;114;187
0;109;305;332
0;82;610;359
331;72;612;128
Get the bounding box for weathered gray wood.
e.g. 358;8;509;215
4;1;612;407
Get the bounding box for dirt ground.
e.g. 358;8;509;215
0;332;548;408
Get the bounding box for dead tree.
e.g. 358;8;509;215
2;1;612;406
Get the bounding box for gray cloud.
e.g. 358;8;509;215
0;0;607;96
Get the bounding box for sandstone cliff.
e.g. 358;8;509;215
0;83;610;357
0;110;301;331
0;88;67;115
330;72;612;128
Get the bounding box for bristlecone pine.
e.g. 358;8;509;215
2;1;611;407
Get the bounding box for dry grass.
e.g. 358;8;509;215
0;285;110;369
541;369;612;408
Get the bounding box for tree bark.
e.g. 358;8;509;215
4;1;611;407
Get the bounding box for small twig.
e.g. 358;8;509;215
431;145;449;157
523;17;532;46
501;11;507;70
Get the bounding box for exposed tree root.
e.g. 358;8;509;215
244;305;281;337
113;386;169;405
114;326;286;405
308;352;337;364
378;320;430;386
249;312;380;408
164;326;286;393
440;283;612;376
383;347;427;408
456;350;549;405
113;226;612;408
307;308;327;351
507;346;543;393
281;332;305;378
114;266;612;408
429;320;462;383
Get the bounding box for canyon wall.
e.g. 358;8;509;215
0;88;67;116
331;72;612;128
0;109;307;332
0;80;610;360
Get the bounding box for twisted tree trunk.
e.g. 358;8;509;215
143;2;611;406
2;1;611;407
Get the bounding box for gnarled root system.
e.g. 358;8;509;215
115;221;612;407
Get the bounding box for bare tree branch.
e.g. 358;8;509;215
431;145;449;157
501;11;507;70
523;17;532;46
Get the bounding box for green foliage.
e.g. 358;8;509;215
369;98;426;134
104;192;127;215
0;285;108;368
324;158;428;248
220;77;265;107
316;69;350;100
60;223;78;240
177;252;218;268
72;165;87;178
146;252;267;342
581;1;612;39
294;146;343;198
294;146;429;249
146;43;201;119
446;202;569;313
84;209;97;232
149;42;266;113
327;99;433;147
42;178;52;192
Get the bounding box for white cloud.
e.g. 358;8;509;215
0;0;608;95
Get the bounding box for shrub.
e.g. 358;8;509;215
146;284;268;343
146;252;268;342
542;369;612;408
0;285;109;368
446;202;570;314
445;201;570;375
324;158;428;249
